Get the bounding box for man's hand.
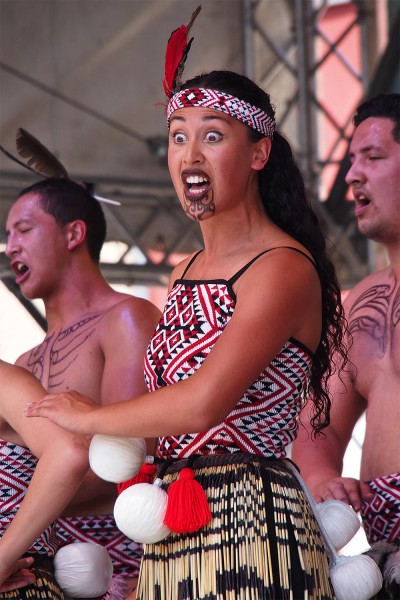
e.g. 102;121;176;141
312;476;374;512
24;390;97;434
0;556;36;591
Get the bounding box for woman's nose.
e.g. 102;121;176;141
183;140;203;165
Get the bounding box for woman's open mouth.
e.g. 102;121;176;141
182;172;211;202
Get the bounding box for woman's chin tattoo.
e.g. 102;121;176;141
184;197;215;221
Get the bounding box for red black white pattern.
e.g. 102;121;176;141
0;438;59;555
361;473;400;543
167;88;276;138
144;279;312;460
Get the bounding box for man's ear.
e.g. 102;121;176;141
252;138;272;171
66;220;87;250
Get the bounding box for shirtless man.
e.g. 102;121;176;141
292;94;400;547
5;177;161;598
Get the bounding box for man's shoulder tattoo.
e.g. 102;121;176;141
348;280;399;356
27;312;104;388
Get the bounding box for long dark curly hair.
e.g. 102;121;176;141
177;70;347;435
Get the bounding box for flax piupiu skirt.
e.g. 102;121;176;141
136;454;335;600
0;555;64;599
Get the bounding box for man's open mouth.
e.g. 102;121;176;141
12;261;30;283
356;193;371;207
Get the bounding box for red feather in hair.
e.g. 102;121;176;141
163;5;201;98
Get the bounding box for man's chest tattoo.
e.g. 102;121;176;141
348;281;400;356
27;313;103;388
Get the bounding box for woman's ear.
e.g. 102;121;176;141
252;138;271;171
66;220;87;250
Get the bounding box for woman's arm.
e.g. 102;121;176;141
0;361;89;586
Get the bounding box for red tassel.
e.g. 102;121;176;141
163;467;212;533
117;462;156;495
162;6;202;98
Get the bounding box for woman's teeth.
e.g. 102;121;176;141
186;175;208;185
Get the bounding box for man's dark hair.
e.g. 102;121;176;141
18;178;107;263
353;93;400;143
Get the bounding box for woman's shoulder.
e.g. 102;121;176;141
234;242;317;281
169;250;204;285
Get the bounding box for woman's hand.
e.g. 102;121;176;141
0;556;35;591
24;391;98;434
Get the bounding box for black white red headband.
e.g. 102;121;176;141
163;7;275;139
167;88;276;139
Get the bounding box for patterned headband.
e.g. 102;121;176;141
167;88;276;139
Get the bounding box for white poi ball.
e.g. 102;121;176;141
89;434;146;482
316;499;361;550
54;542;113;597
114;479;171;544
330;554;383;600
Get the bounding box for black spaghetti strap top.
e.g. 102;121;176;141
181;246;317;284
181;250;204;279
146;248;316;461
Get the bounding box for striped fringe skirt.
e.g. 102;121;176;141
0;555;64;599
136;454;335;600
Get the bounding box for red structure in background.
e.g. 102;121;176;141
316;2;364;201
315;1;389;202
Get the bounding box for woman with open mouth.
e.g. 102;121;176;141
24;9;354;600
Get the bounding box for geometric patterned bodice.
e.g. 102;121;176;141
144;249;314;461
0;438;57;556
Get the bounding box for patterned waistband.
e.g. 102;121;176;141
25;553;54;573
0;555;62;600
156;453;294;476
365;472;400;486
361;472;400;543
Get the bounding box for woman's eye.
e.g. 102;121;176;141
205;131;223;142
172;131;187;144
